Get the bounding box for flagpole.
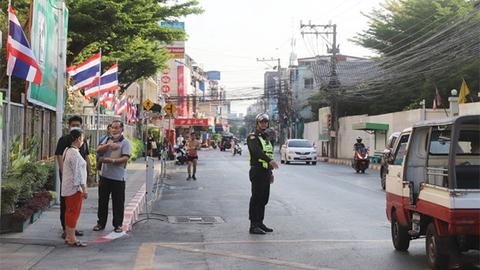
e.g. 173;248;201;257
96;49;102;146
5;1;12;169
5;76;11;168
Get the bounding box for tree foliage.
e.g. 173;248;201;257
66;0;203;90
336;0;480;115
0;0;203;98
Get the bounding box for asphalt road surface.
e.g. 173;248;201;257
28;148;478;270
129;148;479;270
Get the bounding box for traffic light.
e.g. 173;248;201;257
327;114;332;129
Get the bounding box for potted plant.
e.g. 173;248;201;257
9;207;34;232
27;192;51;223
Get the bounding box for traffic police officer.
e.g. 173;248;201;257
247;113;279;234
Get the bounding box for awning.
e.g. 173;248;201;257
174;118;211;127
352;122;389;131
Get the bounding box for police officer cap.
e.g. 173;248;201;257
255;113;269;123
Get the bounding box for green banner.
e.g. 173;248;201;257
28;0;69;111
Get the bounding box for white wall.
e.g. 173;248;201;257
459;102;480;115
303;121;319;147
305;102;480;159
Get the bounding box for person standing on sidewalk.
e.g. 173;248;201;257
55;115;91;239
186;132;200;180
247;113;279;235
62;129;88;247
93;120;131;233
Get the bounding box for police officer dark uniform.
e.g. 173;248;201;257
247;113;279;234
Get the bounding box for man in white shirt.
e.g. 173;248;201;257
177;134;185;146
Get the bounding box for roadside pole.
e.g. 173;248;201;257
0;92;4;222
55;0;66;204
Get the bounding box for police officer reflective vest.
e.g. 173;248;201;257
251;136;274;169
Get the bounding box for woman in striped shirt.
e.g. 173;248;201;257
62;129;88;247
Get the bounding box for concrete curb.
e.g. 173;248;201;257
121;160;175;232
318;157;381;171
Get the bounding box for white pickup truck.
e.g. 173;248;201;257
385;115;480;269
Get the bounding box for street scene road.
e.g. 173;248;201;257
1;1;479;270
6;148;474;270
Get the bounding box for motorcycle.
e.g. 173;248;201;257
352;147;369;173
211;141;217;149
233;144;242;156
175;145;188;165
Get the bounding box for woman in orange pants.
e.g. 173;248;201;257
62;129;88;247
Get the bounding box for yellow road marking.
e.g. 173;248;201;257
133;243;156;270
156;243;335;270
133;239;391;269
154;239;392;245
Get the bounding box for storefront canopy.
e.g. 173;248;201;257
174;118;211;127
352;122;389;131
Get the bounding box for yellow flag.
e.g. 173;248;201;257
458;79;470;104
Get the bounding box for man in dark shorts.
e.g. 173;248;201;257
186;132;200;180
55;115;92;239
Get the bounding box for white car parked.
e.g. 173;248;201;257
280;139;317;165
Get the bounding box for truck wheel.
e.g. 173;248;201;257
312;162;317;165
391;211;410;251
426;223;449;270
381;167;387;190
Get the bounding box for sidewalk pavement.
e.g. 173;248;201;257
0;158;172;270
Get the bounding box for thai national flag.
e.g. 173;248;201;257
98;92;114;107
84;64;118;98
6;5;42;84
115;94;127;115
67;52;101;91
127;101;138;123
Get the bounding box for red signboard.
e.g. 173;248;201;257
174;118;210;126
161;75;171;84
161;85;170;93
177;65;186;117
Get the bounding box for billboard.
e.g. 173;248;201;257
161;22;185;59
160;21;185;30
28;0;68;111
207;71;221;81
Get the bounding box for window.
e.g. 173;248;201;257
393;134;409;165
304;78;314;89
456;130;480;155
288;140;312;148
455;129;480;189
429;127;451;155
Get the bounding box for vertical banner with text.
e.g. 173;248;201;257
177;65;186;117
28;0;69;110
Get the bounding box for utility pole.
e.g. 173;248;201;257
300;21;339;158
257;57;289;145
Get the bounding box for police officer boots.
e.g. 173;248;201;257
249;226;266;235
259;223;273;232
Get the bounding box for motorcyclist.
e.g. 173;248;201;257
353;137;365;153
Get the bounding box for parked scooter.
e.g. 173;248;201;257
352;147;369;173
233;144;242;156
175;145;187;165
211;140;217;149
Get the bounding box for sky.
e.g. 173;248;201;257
184;0;384;114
